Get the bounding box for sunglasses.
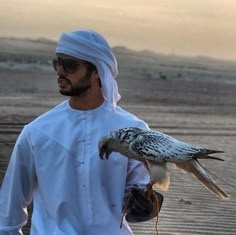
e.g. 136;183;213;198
52;57;85;74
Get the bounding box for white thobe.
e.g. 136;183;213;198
0;100;150;235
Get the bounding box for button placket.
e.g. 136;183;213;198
73;113;86;169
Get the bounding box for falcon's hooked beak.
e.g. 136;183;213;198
99;149;112;160
98;137;112;160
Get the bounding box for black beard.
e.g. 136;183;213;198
58;74;92;97
59;83;91;97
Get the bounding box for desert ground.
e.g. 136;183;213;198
0;38;236;234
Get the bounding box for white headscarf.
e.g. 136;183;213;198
56;29;121;108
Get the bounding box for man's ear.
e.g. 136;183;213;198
94;70;100;79
93;70;101;87
98;78;102;87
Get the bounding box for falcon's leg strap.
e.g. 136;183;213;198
120;192;132;228
153;191;160;235
145;183;153;201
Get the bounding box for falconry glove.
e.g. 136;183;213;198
123;187;164;223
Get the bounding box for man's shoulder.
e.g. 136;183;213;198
28;100;67;128
111;105;148;129
114;105;140;119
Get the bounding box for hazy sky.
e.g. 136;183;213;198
1;0;236;60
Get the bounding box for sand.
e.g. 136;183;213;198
0;39;236;234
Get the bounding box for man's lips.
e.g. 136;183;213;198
58;77;70;87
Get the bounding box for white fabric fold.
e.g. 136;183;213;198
56;29;121;108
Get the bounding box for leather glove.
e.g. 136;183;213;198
124;187;164;223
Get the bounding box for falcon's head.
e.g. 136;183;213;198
98;135;114;160
98;127;143;160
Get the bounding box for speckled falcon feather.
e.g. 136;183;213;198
128;128;221;162
98;127;230;199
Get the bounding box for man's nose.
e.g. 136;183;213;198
56;65;67;77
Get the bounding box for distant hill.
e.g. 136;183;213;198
0;37;235;84
0;37;56;56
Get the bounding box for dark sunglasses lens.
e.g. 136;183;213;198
63;60;80;73
52;58;81;73
52;59;59;71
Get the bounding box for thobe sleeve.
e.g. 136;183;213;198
125;159;150;192
0;126;36;235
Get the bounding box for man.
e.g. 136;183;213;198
0;30;162;235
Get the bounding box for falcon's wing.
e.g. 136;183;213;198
129;131;204;163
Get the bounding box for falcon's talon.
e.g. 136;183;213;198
145;183;153;201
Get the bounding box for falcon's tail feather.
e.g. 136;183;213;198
175;160;230;200
195;155;224;161
204;149;224;154
194;149;224;161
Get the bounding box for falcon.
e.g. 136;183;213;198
98;127;230;199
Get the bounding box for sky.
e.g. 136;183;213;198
1;0;236;61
